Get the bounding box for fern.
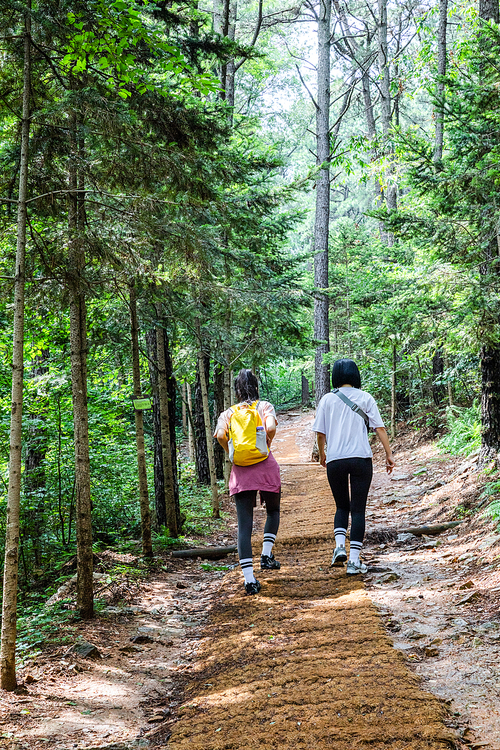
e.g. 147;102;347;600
438;404;481;456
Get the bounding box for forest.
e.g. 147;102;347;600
1;0;500;705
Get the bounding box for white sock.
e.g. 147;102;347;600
240;558;255;584
334;527;347;549
262;533;276;558
349;541;362;564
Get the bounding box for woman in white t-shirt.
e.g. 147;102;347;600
312;359;395;575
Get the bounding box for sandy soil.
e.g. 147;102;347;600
2;410;499;749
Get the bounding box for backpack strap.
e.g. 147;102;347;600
332;389;369;430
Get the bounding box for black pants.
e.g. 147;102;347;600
233;491;281;560
326;458;373;544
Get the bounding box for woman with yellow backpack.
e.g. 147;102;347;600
215;369;281;595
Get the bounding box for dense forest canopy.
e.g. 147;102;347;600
1;0;500;689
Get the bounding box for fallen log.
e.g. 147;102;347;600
398;521;462;537
171;545;236;560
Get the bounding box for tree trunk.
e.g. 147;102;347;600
301;373;310;405
67;102;94;621
313;0;331;405
433;0;448;163
163;325;181;530
444;349;453;407
129;284;153;558
155;308;178;537
391;344;397;439
223;364;231;490
146;328;165;529
194;357;210;485
378;0;396;243
432;347;446;406
479;0;500;460
213;361;225;480
182;382;187;436
1;6;31;691
197;343;220;518
24;350;49;568
480;0;499;22
187;382;195;461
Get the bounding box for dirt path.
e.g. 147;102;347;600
164;413;457;750
5;411;500;749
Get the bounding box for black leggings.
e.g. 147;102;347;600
234;491;281;560
326;458;373;544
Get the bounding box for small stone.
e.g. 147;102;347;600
424;645;439;657
24;675;35;684
147;714;165;723
379;572;401;583
120;644;143;652
131;635;155;644
396;533;417;544
70;642;102;660
382;497;397;506
405;629;426;641
459;581;474;590
176;582;188;590
391;473;411;481
457;591;480;605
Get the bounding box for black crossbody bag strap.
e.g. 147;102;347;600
332;389;370;430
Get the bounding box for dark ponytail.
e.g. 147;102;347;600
234;369;259;402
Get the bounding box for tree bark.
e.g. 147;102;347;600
67;101;94;620
155;308;178;537
172;545;236;559
182;382;187;436
479;0;500;460
432;347;446;406
391;344;397;439
213;361;225;480
1;5;31;690
433;0;448;163
187;382;195;461
163;327;181;529
301;373;310;405
480;0;499;22
24;350;49;568
313;0;331;405
194;358;210;485
146;328;165;529
197;344;220;518
378;0;396;243
129;284;153;558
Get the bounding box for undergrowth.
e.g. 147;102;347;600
438;404;481;456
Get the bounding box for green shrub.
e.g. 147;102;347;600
438;404;481;456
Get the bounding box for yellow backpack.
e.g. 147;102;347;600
228;400;269;466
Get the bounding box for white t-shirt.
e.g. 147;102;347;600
312;387;385;463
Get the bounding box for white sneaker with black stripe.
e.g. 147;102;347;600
330;546;347;567
346;560;368;575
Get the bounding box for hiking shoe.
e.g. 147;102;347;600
245;579;261;595
330;545;347;567
346;560;368;575
261;553;281;570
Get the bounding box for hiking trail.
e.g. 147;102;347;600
165;413;457;750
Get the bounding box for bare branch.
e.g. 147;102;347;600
295;64;319;110
234;0;263;72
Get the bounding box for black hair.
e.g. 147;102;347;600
234;369;259;402
332;358;362;389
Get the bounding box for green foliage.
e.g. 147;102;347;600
438;405;481;456
16;600;76;666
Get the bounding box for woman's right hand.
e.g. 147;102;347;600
386;454;395;474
